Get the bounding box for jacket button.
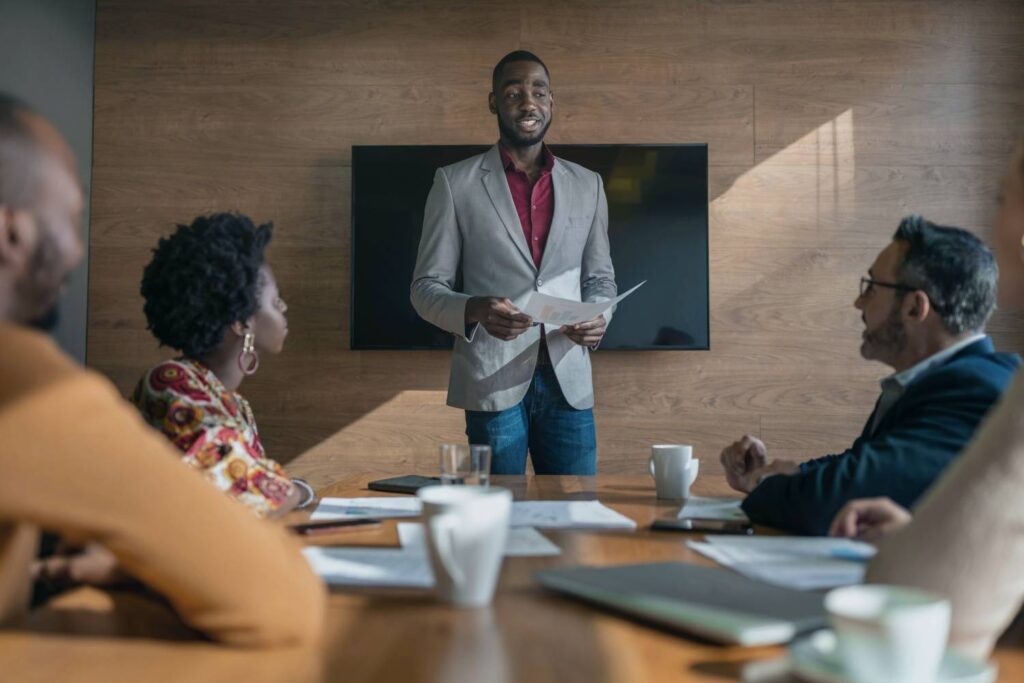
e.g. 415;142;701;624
536;278;544;287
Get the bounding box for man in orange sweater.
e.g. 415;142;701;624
0;93;325;647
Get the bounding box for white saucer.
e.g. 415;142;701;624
788;630;996;683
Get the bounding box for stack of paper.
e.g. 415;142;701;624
510;501;637;530
311;497;421;520
688;535;877;591
311;497;637;531
302;546;434;588
397;523;561;557
302;522;564;588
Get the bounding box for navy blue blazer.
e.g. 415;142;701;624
741;338;1020;536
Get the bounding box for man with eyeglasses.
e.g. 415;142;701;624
720;215;1020;535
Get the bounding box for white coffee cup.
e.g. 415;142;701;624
649;444;699;500
825;584;951;683
417;485;512;608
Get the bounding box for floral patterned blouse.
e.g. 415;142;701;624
131;358;294;517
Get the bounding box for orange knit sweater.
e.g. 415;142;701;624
0;324;325;647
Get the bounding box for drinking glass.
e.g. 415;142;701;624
439;443;492;487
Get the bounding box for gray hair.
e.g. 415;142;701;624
893;215;997;335
0;93;43;209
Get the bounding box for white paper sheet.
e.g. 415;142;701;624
520;281;645;326
302;546;434;588
703;535;877;560
677;496;749;522
311;497;422;520
397;523;562;557
688;536;876;591
510;501;637;530
312;497;635;531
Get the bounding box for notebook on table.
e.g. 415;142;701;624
535;562;827;646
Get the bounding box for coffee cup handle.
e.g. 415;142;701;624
687;459;700;486
428;513;465;587
648;455;656;478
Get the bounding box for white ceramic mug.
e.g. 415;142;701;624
825;584;951;683
648;444;699;500
417;485;512;608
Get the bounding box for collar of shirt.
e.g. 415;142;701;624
498;142;555;177
880;333;988;392
868;333;987;436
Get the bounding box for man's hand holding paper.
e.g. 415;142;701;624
465;296;533;341
560;315;607;347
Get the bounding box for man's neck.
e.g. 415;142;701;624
499;138;544;176
890;331;981;373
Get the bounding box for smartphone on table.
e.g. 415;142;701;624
650;517;753;535
367;475;442;494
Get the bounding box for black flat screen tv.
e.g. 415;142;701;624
350;144;709;350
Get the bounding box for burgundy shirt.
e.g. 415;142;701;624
499;144;555;268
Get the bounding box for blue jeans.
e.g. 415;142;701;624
465;364;597;475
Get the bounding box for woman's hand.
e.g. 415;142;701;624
33;542;126;589
829;497;913;543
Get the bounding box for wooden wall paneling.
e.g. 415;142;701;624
87;0;1024;480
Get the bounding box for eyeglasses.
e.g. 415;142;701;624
859;277;915;298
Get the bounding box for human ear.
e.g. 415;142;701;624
229;319;253;338
904;290;931;322
488;92;497;115
0;207;36;269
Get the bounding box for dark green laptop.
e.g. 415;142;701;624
536;562;827;646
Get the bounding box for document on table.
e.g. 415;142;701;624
397;523;562;557
302;546;434;588
311;497;422;520
520;281;645;326
312;497;635;531
688;535;877;591
677;496;749;522
510;501;637;530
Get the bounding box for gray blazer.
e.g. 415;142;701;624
411;145;617;412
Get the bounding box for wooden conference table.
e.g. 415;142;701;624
4;474;1024;683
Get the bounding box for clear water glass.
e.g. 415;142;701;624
439;443;492;487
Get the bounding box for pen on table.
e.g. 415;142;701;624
292;519;382;536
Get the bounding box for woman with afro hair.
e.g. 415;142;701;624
131;212;312;517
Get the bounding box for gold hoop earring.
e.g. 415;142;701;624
237;331;260;375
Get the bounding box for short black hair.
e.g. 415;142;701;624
141;212;273;357
492;50;549;92
893;215;997;335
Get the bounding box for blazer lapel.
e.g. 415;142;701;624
481;145;536;272
538;159;569;276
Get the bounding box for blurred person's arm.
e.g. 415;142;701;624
0;370;324;647
828;497;912;542
868;371;1024;659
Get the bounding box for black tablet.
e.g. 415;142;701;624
367;475;442;494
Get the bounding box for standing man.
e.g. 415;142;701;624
411;51;616;475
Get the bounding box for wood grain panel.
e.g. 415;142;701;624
526;1;1024;86
87;0;1024;479
755;80;1024;166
